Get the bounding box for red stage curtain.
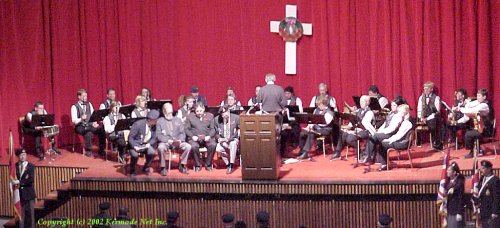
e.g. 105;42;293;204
1;0;499;155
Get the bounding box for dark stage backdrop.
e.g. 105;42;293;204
1;0;499;156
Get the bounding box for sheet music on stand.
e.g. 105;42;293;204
302;107;316;114
89;109;110;122
147;100;172;111
337;112;363;129
205;106;221;115
119;105;135;118
293;113;326;125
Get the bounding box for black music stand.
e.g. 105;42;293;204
89;109;110;122
205;106;220;115
147;100;172;111
293;113;326;161
302;107;316;114
352;96;381;111
119;105;135;118
115;118;145;132
31;114;55;127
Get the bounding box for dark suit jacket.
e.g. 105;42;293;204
184;112;216;139
214;114;240;142
156;117;186;142
446;174;465;215
16;162;36;201
258;83;286;112
128;119;157;148
478;175;500;218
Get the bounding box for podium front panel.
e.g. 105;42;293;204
240;114;281;180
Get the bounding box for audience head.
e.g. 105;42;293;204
447;162;460;178
15;148;27;162
162;103;174;120
194;102;206;118
234;220;247;228
77;88;88;102
284;86;295;99
106;88;116;101
480;160;493;176
318;83;328;95
423;81;434;95
117;207;129;219
135;95;147;108
377;214;392;227
256;211;270;227
222;213;235;227
368;85;380;96
98;202;110;212
477;88;488;103
167;211;179;224
265;73;276;83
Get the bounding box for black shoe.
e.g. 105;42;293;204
377;165;388;171
226;164;234;174
194;166;201;172
129;170;137;177
118;155;126;164
179;165;189;174
464;152;474;159
330;152;341;160
206;164;213;172
433;143;443;151
296;151;308;159
85;150;93;157
161;168;167;176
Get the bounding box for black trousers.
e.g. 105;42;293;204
420;118;442;146
377;141;409;165
20;199;35;228
189;139;216;167
75;124;105;152
23;127;43;156
440;122;468;143
108;135;127;157
363;133;391;161
465;129;482;151
336;130;369;154
298;127;332;152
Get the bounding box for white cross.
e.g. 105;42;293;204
270;5;312;75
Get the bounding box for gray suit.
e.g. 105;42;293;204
156;117;191;166
184;112;216;167
258;83;287;113
214;114;240;165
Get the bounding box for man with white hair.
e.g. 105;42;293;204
156;103;191;175
257;73;287;113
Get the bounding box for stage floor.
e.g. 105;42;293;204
2;142;498;184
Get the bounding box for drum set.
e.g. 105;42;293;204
40;125;60;160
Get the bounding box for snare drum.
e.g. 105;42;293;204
43;125;60;138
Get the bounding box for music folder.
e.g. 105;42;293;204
147;100;172;110
293;113;326;125
119;105;135;117
89;109;110;122
114;118;145;132
31;114;55;127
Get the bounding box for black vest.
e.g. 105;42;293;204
421;93;438;117
74;102;91;124
287;96;297;106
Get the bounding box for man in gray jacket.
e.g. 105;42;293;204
157;103;191;175
185;102;217;172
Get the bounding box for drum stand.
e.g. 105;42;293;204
46;135;60;161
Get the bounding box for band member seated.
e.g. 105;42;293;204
296;95;334;159
176;95;195;123
103;101;127;164
157;103;191;175
417;81;443;150
220;86;242;106
441;88;468;146
131;95;149;118
445;162;465;227
71;89;106;157
190;85;208;107
99;88;122;110
332;95;376;160
309;83;338;112
223;94;243;111
214;105;240;174
185;102;217;172
375;104;413;171
128;110;160;176
280;86;303;155
457;89;493;158
368;85;389;109
358;97;406;163
141;87;155;101
24;101;48;160
474;160;500;228
247;85;262;106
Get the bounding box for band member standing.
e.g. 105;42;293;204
247;85;262;106
375;104;413;171
131;95;149;118
24;101;48;160
190;85;209;107
309;83;338;111
185;102;217;172
258;73;287;113
214;105;240;174
176;95;195;123
441;88;468;146
71;89;106;157
296;95;334;159
128;110;160;176
220;86;242;106
351;97;406;162
445;162;465;228
417;81;443;150
103;101;127;164
99;88;122;110
157;103;191;175
334;95;376;160
368;85;389;109
458;89;493;159
12;149;36;228
475;160;499;228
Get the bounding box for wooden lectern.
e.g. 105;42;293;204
240;114;281;180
